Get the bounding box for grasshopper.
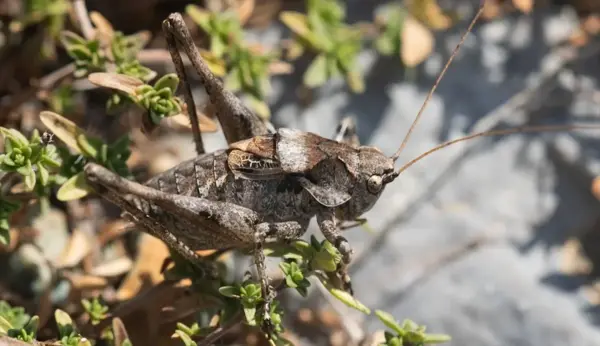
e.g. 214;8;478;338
39;5;600;334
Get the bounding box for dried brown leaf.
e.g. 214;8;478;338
268;61;294;75
583;15;600;35
236;0;255;25
512;0;533;13
89;257;133;277
116;234;170;301
88;72;144;95
98;219;133;245
112;317;130;346
560;238;592;275
63;272;109;290
401;16;434;67
39;111;84;155
55;228;93;268
161;112;219;133
592;176;600;200
89;11;115;44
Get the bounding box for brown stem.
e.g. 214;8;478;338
72;0;95;40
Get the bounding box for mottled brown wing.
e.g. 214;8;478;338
229;134;277;159
227;149;283;179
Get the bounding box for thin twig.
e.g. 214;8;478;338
72;0;95;40
0;64;75;123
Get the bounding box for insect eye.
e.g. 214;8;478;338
367;175;383;194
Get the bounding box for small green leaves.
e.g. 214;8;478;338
328;288;371;314
186;6;291;120
0;127;61;191
280;0;364;92
40;111;132;201
135;74;183;125
81;297;109;326
374;4;405;57
228;45;279;119
7;315;39;342
60;31;106;78
375;310;451;346
172;322;201;346
310;237;342;272
0;200;20;246
55;309;92;346
88;72;184;128
60;11;154;81
186;5;243;59
116;60;156;83
219;281;263;326
0;301;30;333
279;261;311;297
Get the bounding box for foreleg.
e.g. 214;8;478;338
317;211;354;294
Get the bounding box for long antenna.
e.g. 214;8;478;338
391;3;486;162
395;123;600;177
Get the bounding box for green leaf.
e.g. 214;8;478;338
286;39;305;60
218;286;240;298
38;164;49;186
0;128;28;147
22;161;36;190
375;310;404;335
375;35;396;56
186;5;211;31
423;334;452;343
303;54;328;88
0;227;9;246
328;288;371;314
24;315;39;335
57;172;92;201
0;315;13;334
54;309;75;338
154;74;179;93
280;11;311;37
243;306;257;326
173;330;196;346
224;67;242;92
59;31;86;50
247;96;270;120
211;36;227;58
346;70;365;93
199;50;227;76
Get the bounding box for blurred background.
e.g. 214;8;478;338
2;0;600;345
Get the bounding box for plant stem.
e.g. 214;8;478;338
72;0;95;40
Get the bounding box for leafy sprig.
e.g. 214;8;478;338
0;127;61;191
375;310;451;346
280;0;365;92
81;297;109;326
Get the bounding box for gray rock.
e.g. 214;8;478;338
363;244;600;346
